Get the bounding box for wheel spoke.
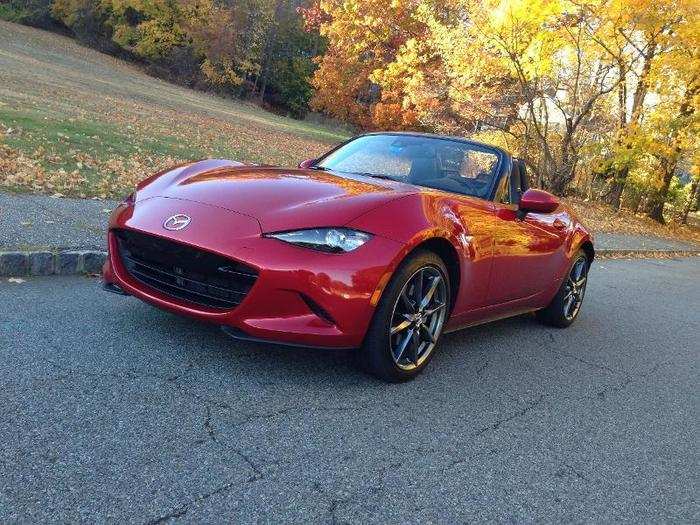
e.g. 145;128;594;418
424;302;446;316
391;319;412;335
408;328;421;364
413;270;424;304
400;289;416;313
419;323;436;344
561;257;588;320
394;328;414;361
564;294;576;316
420;276;441;310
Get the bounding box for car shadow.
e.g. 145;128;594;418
132;301;539;389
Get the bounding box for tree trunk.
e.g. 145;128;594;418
681;177;699;224
549;161;576;196
647;165;675;224
647;199;666;224
606;170;627;209
257;0;286;101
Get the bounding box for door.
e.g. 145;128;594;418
486;161;568;304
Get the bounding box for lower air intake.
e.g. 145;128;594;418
114;229;258;310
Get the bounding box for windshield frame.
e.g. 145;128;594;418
313;132;510;201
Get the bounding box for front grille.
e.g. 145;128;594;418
114;229;258;310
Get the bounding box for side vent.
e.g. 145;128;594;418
300;293;336;325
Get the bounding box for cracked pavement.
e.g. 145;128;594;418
0;258;698;522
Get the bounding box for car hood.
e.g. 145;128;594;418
136;159;418;232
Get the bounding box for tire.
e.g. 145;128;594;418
536;250;589;328
358;250;450;382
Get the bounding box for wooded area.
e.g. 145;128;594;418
2;0;698;223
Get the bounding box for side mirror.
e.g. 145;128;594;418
518;188;559;215
298;158;316;169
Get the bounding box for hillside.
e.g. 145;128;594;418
0;21;348;198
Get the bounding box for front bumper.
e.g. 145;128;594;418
103;197;405;348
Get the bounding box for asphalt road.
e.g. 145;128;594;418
1;258;698;523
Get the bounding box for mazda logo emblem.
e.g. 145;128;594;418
163;214;191;231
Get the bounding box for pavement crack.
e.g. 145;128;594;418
590;360;672;400
145;478;242;525
449;447;499;468
147;506;188;524
547;346;622;375
201;404;264;482
312;482;352;525
203;405;217;442
473;395;544;437
231;448;264;482
563;462;587;481
475;357;488;377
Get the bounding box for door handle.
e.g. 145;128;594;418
553;219;567;230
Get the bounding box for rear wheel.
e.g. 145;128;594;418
359;251;449;381
536;250;589;328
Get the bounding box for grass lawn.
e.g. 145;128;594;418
0;20;349;198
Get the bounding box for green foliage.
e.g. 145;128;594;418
52;0;115;49
264;5;323;117
0;0;54;27
45;0;323;116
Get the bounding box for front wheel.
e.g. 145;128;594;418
358;251;450;382
536;250;589;328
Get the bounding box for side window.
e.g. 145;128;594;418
457;150;499;181
495;173;511;204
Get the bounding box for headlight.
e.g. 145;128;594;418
265;228;372;253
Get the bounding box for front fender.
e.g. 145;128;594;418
348;192;496;313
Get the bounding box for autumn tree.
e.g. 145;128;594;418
436;0;630;193
308;0;434;128
641;1;699;222
308;0;697;207
588;0;692;209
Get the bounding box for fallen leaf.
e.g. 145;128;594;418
8;278;26;284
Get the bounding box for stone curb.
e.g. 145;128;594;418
0;250;107;277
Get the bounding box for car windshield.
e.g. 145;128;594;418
317;134;502;199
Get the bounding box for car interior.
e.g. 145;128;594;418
403;142;500;199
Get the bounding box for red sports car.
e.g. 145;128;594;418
103;132;593;381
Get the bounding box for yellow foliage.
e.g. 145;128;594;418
310;0;697;198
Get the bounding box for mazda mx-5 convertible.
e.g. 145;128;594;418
103;132;593;381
